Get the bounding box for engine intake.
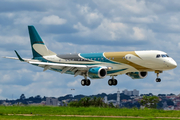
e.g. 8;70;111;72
126;72;148;79
88;67;107;79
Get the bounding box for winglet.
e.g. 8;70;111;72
14;50;24;61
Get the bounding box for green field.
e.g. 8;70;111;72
0;106;180;120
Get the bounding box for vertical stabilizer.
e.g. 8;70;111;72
28;26;56;59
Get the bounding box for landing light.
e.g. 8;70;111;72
108;67;113;70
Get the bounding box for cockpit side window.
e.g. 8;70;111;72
156;54;160;58
166;54;169;57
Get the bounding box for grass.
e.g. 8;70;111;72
0;116;180;120
0;115;175;120
0;106;180;119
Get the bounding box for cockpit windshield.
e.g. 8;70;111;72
156;54;169;58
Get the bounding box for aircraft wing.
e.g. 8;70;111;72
4;50;110;77
29;61;108;77
29;61;89;69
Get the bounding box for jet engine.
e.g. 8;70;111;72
126;72;148;79
88;67;107;79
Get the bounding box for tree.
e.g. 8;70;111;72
20;94;26;100
140;96;159;109
35;95;41;99
68;97;108;107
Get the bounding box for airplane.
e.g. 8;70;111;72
4;26;177;86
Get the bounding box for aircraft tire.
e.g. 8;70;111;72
113;79;118;86
86;79;91;86
156;78;161;82
81;79;86;86
108;79;113;86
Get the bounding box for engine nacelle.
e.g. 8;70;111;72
88;67;107;79
126;72;148;79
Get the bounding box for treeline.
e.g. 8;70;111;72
69;97;115;108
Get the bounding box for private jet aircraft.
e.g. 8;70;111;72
4;26;177;86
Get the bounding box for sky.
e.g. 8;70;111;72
0;0;180;99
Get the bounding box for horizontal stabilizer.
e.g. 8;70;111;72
3;56;19;60
3;51;32;62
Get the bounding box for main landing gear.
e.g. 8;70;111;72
81;75;91;86
108;76;118;86
155;71;162;82
81;79;91;86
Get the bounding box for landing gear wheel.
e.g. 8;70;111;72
108;79;113;86
155;71;162;83
81;79;86;86
108;79;118;86
156;78;161;82
86;79;91;86
113;79;118;86
81;79;91;86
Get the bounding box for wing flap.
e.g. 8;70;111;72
43;65;52;71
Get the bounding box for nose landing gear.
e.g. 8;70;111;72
156;78;161;82
155;71;162;82
108;76;118;86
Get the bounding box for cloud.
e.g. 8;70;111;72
77;4;103;24
67;78;81;87
0;35;29;45
14;17;35;25
73;19;128;41
40;15;67;25
130;16;158;23
73;22;89;33
0;1;46;13
132;27;145;40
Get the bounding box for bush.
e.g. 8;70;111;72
69;97;112;108
140;96;159;109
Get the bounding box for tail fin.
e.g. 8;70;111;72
28;26;56;59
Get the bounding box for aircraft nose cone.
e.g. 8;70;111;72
170;60;177;68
